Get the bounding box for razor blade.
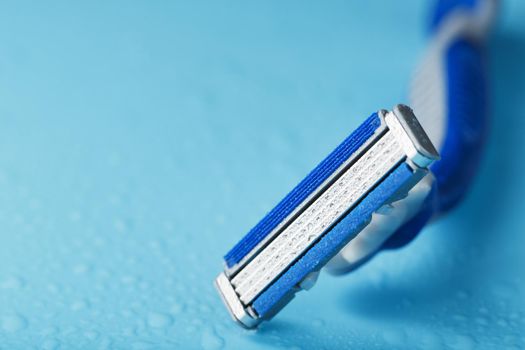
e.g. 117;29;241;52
215;104;439;328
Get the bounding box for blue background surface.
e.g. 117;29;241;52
0;1;524;349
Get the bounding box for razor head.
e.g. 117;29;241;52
215;105;439;328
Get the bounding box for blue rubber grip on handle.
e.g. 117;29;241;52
382;2;490;249
430;0;480;32
431;38;489;213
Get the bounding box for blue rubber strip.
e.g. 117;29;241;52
224;113;381;268
252;162;414;317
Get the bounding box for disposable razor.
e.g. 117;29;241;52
215;105;438;328
215;0;497;328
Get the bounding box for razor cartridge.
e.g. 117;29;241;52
215;104;439;328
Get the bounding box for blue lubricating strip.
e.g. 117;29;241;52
431;38;487;213
429;0;479;32
252;162;414;317
224;113;381;268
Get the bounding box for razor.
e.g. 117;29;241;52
215;105;438;327
215;0;497;328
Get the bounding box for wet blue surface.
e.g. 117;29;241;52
0;1;524;349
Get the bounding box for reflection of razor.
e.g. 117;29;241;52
216;105;438;328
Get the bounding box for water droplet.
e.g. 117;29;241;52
0;276;24;290
47;283;60;294
401;298;412;308
509;311;520;320
497;318;508;327
131;340;154;350
475;316;489;326
121;274;138;285
42;338;60;350
84;330;99;340
40;326;58;336
312;318;325;327
446;334;476;350
452;314;467;322
1;314;27;332
201;327;225;350
417;330;443;350
69;210;82;222
147;312;172;328
170;301;184;314
98;336;113;349
114;218;131;233
72;263;90;274
71;299;90;311
382;329;406;346
491;283;515;299
199;303;212;313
